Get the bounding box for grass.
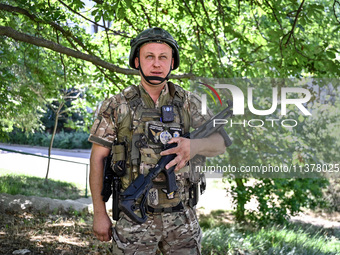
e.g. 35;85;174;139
0;173;84;200
200;210;340;255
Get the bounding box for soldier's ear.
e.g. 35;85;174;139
135;57;139;69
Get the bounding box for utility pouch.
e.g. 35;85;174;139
111;143;127;177
188;183;199;208
112;144;125;161
131;134;142;166
140;147;160;165
161;105;175;123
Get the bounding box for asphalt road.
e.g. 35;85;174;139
0;143;91;159
0;143;91;189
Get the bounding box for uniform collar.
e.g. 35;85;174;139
138;83;170;108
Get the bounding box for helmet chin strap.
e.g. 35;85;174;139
138;58;172;86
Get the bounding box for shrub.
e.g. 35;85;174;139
1;129;91;149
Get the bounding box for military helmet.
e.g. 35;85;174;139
129;27;180;70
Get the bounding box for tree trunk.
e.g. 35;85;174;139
45;102;64;182
235;178;246;222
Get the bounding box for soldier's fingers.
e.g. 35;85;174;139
166;153;184;169
165;159;177;169
160;147;179;156
167;137;181;144
94;229;112;242
167;153;189;170
101;234;111;242
108;228;112;240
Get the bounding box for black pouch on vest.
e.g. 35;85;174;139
161;105;175;123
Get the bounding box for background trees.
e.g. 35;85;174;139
1;0;339;222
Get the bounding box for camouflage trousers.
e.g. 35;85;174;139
112;205;202;255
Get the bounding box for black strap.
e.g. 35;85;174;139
147;202;184;214
138;58;172;85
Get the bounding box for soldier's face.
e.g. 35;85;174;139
135;42;174;85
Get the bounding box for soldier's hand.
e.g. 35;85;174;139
93;211;112;242
160;137;192;171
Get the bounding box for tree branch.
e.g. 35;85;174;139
0;26;136;74
96;66;124;92
0;3;85;53
0;4;125;90
55;30;67;83
124;17;140;33
263;0;283;30
140;4;152;28
0;26;195;80
57;0;130;38
284;0;305;47
333;0;340;25
199;0;227;76
183;0;206;39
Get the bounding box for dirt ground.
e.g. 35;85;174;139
1;208;340;255
0;210;112;255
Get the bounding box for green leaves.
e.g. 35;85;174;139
1;0;339;223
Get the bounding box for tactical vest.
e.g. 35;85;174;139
110;82;201;211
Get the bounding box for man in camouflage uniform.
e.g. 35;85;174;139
88;27;226;254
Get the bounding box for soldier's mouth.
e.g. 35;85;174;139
151;72;163;76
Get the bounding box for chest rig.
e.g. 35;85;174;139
111;82;192;211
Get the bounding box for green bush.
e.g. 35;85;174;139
1;129;91;149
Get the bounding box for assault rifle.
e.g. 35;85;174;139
119;101;233;224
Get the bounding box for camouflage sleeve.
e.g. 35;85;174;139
88;97;117;148
186;91;214;129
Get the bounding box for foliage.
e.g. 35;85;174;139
323;178;340;212
228;178;328;224
1;0;339;118
1;0;339;223
199;77;339;223
1;129;91;149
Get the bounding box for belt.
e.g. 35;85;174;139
147;202;184;214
